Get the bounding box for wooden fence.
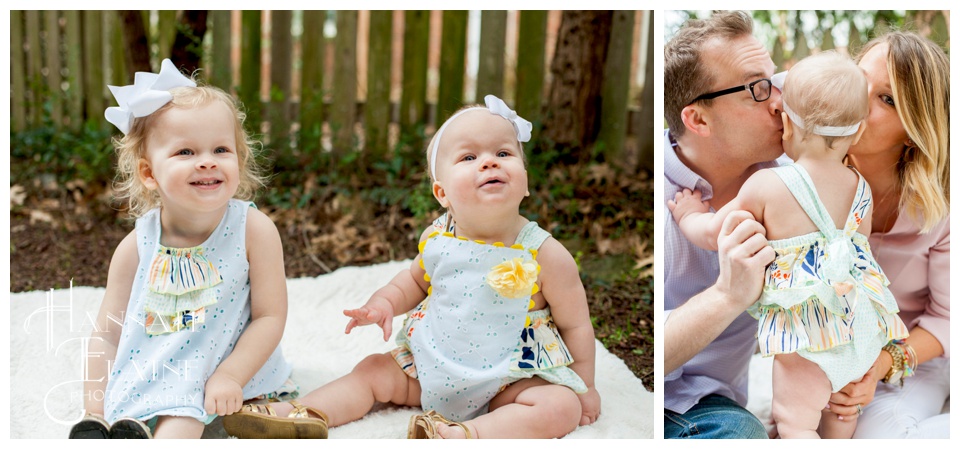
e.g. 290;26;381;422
10;10;648;164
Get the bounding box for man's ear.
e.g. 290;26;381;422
139;159;158;191
680;104;710;138
781;112;794;141
432;181;449;208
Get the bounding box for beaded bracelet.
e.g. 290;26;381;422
891;339;917;379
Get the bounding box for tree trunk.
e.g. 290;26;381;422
540;11;612;163
118;10;151;77
170;10;208;73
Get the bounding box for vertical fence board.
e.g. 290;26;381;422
11;11;26;132
332;11;358;156
365;10;392;157
240;10;262;129
158;10;176;61
300;10;326;153
269;10;293;146
596;10;634;162
515;10;547;128
64;10;83;130
83;10;105;129
26;11;43;126
44;11;63;128
109;12;126;87
437;11;467;125
476;10;507;100
400;10;429;138
637;11;654;173
211;10;232;92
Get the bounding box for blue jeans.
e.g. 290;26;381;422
664;394;768;439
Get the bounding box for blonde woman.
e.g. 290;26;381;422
827;31;950;439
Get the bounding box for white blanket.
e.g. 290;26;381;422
9;260;652;438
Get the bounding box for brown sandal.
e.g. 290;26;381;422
223;400;329;439
407;410;473;439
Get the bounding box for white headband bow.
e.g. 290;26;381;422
104;59;196;135
429;94;533;179
772;70;861;137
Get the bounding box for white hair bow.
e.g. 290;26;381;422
483;94;532;143
429;94;532;179
104;59;196;135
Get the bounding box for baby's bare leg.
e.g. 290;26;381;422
772;353;833;439
270;352;420;427
438;377;581;439
152;415;205;438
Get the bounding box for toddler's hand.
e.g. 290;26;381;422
667;189;710;223
578;386;601;425
344;296;395;341
204;372;244;416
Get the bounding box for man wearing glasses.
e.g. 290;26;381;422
663;11;785;438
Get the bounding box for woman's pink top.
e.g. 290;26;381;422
869;212;950;358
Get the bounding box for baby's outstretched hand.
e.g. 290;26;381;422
667;189;710;223
344;296;395;341
579;386;601;425
204;372;244;416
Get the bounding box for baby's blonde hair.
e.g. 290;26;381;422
113;85;265;217
857;31;949;232
782;51;868;149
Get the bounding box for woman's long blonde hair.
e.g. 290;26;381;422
858;31;949;232
113;85;266;217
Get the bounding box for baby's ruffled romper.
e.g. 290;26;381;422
392;218;587;421
105;200;292;425
750;165;909;391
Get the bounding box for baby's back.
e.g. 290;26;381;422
756;163;862;240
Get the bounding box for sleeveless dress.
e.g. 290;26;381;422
392;218;587;421
749;165;909;391
104;200;292;424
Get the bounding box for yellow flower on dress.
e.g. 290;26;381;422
486;257;540;298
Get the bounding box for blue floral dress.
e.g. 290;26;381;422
391;218;587;421
749;164;909;392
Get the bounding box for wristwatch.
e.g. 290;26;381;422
882;343;905;386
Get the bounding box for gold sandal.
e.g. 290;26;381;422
223;400;329;439
407;410;473;439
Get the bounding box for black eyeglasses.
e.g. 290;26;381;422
689;78;773;105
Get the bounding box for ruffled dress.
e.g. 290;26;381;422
392;218;587;421
749;165;909;392
104;200;292;424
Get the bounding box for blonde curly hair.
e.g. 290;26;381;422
112;84;266;217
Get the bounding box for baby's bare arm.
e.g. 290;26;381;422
668;189;728;251
344;227;433;340
536;238;600;424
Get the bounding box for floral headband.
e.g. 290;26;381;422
772;71;861;137
104;58;196;135
429;95;533;180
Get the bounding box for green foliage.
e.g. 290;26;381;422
10;122;115;186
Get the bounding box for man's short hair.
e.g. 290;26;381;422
664;11;754;139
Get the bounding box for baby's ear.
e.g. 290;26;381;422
138;159;158;190
781;112;793;141
432;181;449;208
851;121;867;145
